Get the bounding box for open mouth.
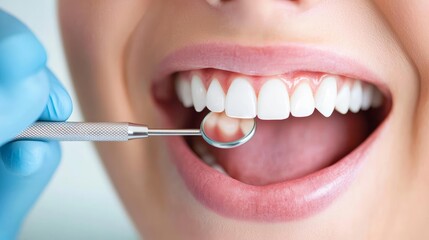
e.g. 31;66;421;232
151;44;391;221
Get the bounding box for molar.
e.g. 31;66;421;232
191;74;207;112
349;80;363;113
175;75;193;107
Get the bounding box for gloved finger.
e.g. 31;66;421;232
0;141;61;236
0;69;50;144
39;68;73;121
0;68;72;175
0;9;46;83
0;140;60;176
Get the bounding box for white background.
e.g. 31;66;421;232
0;1;140;239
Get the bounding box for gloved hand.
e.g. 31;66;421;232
0;10;72;239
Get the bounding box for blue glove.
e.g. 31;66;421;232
0;10;72;239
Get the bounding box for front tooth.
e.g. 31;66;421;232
225;78;257;118
257;79;290;120
335;82;351;114
175;76;193;107
349;80;363;113
191;75;207;112
290;82;315;117
361;84;373;111
315;76;337;117
206;79;225;112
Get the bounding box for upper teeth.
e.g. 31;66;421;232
175;71;383;119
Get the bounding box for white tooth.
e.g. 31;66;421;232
206;79;225;112
204;112;219;130
315;76;337;117
349;80;363;113
257;79;290;120
290;82;315;117
225;78;257;118
361;84;373;111
240;119;254;135
335;82;351;114
201;153;216;166
218;113;240;137
191;75;207;112
212;163;227;175
175;77;193;107
371;88;383;108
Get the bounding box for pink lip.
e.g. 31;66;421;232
153;43;390;221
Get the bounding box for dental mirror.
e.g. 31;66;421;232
15;112;256;149
200;112;256;149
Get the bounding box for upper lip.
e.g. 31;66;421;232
153;42;391;221
152;42;388;93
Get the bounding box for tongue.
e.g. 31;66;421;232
210;112;369;186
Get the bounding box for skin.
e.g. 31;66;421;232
58;0;429;239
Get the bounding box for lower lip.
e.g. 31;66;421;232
163;114;388;222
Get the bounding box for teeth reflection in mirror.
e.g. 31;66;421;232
204;112;219;130
217;113;240;137
240;119;254;135
175;76;193;107
191;75;207;112
349;80;363;113
290;82;315;117
335;82;351;114
315;76;337;117
225;78;257;119
206;79;225;112
257;79;290;120
361;84;373;111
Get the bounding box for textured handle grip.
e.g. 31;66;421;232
15;122;129;141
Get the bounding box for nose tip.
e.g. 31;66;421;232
206;0;299;8
205;0;303;25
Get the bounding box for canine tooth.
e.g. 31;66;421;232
349;80;363;113
371;88;383;108
290;82;315;117
218;113;240;137
257;79;290;120
212;163;227;175
315;76;337;117
335;82;351;114
361;84;373;111
206;79;225;112
191;75;207;112
175;77;193;107
225;78;257;118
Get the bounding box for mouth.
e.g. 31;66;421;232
151;44;391;221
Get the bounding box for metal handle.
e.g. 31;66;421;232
15;122;129;141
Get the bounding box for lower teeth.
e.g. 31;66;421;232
212;163;227;175
191;140;229;175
